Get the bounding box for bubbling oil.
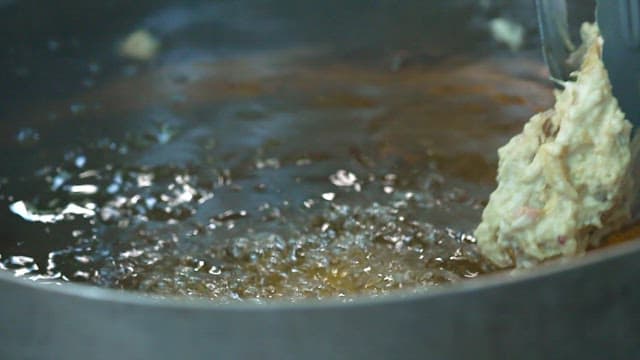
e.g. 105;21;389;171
0;49;555;301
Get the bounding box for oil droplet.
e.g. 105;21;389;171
322;192;335;201
330;170;357;187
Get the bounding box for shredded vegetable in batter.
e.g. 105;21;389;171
475;23;635;267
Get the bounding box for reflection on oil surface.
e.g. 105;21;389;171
0;46;554;301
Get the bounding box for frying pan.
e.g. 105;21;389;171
2;1;639;359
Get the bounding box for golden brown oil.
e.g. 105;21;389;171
0;48;588;302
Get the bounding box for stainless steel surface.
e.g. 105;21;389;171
1;240;640;359
598;0;640;126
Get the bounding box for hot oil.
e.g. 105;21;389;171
0;49;555;301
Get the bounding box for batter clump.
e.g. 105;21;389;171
475;23;635;267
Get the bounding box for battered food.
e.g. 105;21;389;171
118;29;160;61
475;23;635;267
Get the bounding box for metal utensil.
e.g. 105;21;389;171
597;0;640;127
537;0;640;125
535;0;576;83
